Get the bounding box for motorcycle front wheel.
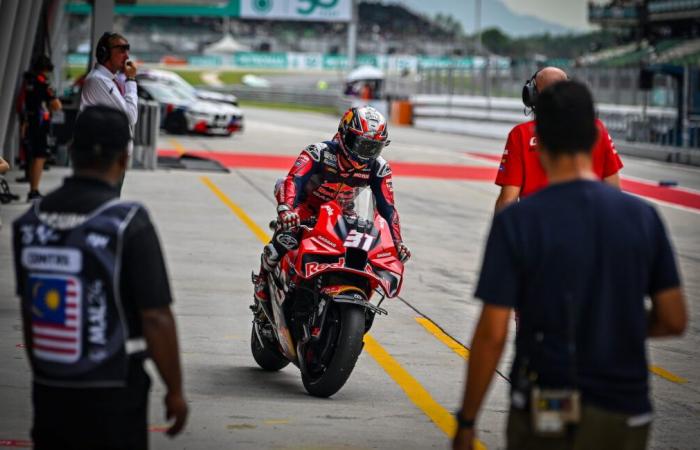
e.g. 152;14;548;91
251;324;290;371
301;304;365;398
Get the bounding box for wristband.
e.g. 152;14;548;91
454;410;475;429
126;77;136;82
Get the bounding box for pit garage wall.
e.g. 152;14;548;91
0;0;68;165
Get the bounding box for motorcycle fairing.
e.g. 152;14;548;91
284;200;403;297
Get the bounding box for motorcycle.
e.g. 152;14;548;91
250;187;405;397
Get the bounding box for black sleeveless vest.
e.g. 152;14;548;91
15;199;143;387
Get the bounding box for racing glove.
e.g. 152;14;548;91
277;204;300;231
395;241;411;263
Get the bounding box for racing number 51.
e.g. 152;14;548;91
343;230;374;251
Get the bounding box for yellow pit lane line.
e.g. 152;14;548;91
416;317;470;360
417;317;687;385
169;137;187;155
200;175;487;448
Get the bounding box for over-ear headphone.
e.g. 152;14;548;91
95;32;115;64
522;70;540;109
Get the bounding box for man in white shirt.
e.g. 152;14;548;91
80;32;138;195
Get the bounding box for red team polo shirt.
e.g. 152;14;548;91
496;119;623;197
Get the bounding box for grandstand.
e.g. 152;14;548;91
589;1;700;39
67;1;465;59
586;1;700;67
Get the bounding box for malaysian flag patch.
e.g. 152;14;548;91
29;274;82;364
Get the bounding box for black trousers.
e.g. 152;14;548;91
32;361;151;450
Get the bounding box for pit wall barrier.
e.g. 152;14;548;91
132;100;160;170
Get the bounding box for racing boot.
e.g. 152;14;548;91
252;244;279;303
252;270;270;303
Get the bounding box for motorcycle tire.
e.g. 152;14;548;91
302;305;365;398
250;324;289;371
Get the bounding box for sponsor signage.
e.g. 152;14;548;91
240;0;352;22
233;52;288;69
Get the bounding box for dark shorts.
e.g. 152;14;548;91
506;404;651;450
25;126;49;159
32;360;151;450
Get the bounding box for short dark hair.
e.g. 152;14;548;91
31;55;53;73
71;106;129;171
535;80;597;156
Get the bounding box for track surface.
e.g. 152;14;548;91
1;107;698;449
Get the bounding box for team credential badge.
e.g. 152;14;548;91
29;274;82;364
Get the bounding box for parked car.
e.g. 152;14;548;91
136;68;240;106
137;80;243;136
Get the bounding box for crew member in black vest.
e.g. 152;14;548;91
12;105;187;449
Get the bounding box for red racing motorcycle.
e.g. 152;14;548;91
250;188;404;397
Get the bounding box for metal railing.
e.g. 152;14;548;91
224;86;342;108
416;65;679;108
410;93;700;150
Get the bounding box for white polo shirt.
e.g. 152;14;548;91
80;64;138;154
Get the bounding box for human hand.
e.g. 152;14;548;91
49;98;62;111
452;428;476;450
124;60;138;78
164;390;188;437
395;241;411;263
278;209;300;231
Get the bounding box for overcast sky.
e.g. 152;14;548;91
387;0;603;33
501;0;595;30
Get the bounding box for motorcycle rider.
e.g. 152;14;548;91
253;106;411;303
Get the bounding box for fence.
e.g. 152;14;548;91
411;94;700;159
416;65;679;109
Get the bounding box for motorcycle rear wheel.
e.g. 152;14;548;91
301;305;365;398
250;324;289;371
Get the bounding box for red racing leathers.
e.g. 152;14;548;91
276;138;403;244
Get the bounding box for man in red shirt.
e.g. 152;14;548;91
494;67;623;212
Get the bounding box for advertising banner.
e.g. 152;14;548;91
240;0;352;22
233;52;289;69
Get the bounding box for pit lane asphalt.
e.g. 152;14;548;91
0;106;698;449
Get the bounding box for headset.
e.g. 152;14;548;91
522;69;540;109
95;32;116;64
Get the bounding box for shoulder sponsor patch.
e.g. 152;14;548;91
375;158;392;178
304;143;328;162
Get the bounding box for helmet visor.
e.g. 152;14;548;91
346;133;384;160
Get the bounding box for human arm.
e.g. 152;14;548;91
122;75;139;127
141;306;188;436
647;209;686;337
494;127;524;211
454;213;518;449
370;160;409;260
0;156;9;174
494;185;521;213
80;71;136;127
598;120;623;187
453;305;511;450
276;145;324;209
648;287;686;337
124;210;187;436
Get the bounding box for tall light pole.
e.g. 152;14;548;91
475;0;482;53
347;0;358;70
